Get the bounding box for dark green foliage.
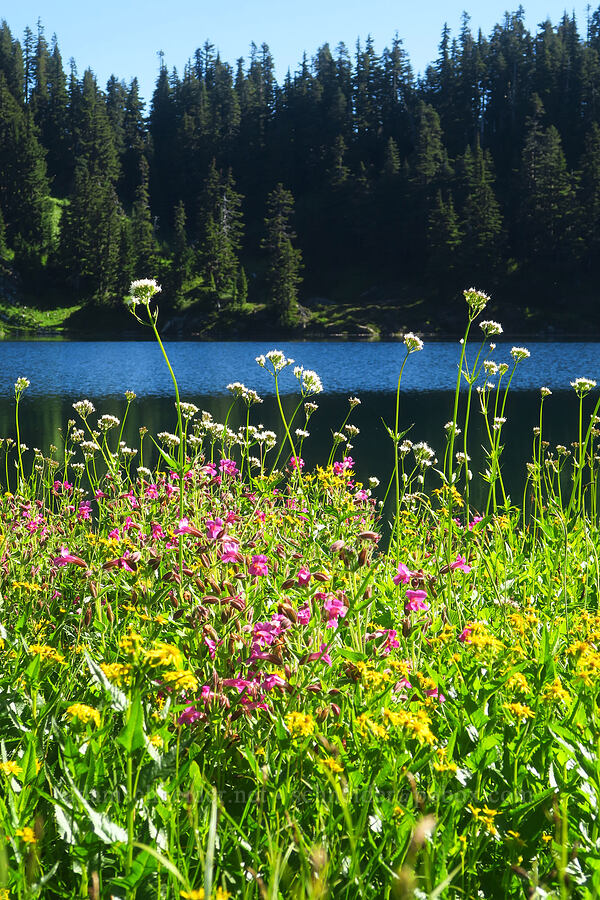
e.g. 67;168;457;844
2;9;600;316
262;184;303;327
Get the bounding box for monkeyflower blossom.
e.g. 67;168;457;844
174;518;202;537
405;589;429;613
297;566;312;586
220;540;241;563
53;546;87;568
450;554;472;574
297;603;311;625
249;554;269;577
206;518;224;540
393;563;414;585
323;594;347;628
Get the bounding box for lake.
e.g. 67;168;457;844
2;339;599;509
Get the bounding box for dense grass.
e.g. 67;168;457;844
1;284;600;899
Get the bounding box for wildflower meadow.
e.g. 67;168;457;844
2;282;600;899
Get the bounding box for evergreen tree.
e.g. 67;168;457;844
428;189;462;273
130;156;156;273
169;200;192;301
201;161;244;299
457;137;503;272
262;184;303;327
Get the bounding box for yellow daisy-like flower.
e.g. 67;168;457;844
503;702;535;722
0;760;22;777
65;703;101;728
149;734;164;749
16;826;36;844
180;890;205;899
0;887;9;900
541;677;570;705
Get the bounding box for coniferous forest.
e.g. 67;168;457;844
2;8;600;334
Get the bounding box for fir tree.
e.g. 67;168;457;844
262;184;303;327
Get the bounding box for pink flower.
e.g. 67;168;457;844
425;688;446;703
220;540;241;563
354;489;368;501
219;458;238;476
174;518;202;537
297;566;311;586
404;589;429;613
297;603;311;625
53;546;87;568
77;501;92;521
123;516;138;531
178;705;203;725
393;563;413;585
289;456;304;470
206;517;224;540
262;673;286;690
332;456;354;476
151;522;163;540
108;527;120;540
450;554;471;574
323;594;348;628
145;483;159;499
95;489;107;500
458;626;472;643
249;554;268;577
317;643;332;666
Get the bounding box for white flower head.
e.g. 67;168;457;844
571;377;597;397
294;366;323;396
479;320;503;337
129;279;162;306
348;396;361;408
14;377;30;395
73;399;95;419
464;287;490;316
541;386;552;398
511;346;530;361
404;332;424;353
264;349;294;372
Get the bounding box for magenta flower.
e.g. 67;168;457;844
425;687;446;703
323;594;348;628
145;483;159;499
77;501;92;521
393;563;413;585
404;589;429;613
450;554;472;573
297;603;311;625
219;458;238;476
249;554;268;577
174;517;202;537
151;522;163;540
53;546;87;568
178;705;203;725
297;566;311;586
206;517;224;540
333;456;354;475
458;626;472;643
108;527;120;540
289;456;304;470
220;540;241;563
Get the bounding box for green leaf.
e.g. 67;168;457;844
149;436;179;471
117;695;146;754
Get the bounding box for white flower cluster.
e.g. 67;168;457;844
97;414;120;432
463;287;490;316
403;332;424;353
479;320;503;336
178;402;199;420
510;346;530;361
571;377;597;397
14;377;30;394
73;399;96;418
129;279;162;306
256;349;295;372
293;366;323;396
157;431;180;447
541;386;552;397
227;382;263;405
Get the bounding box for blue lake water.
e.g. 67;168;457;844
0;339;598;507
0;339;598;397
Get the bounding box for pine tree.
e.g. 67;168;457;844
262;184;303;327
428;190;462;272
131;156;156;273
201;162;244;299
169;200;192;302
458;137;503;272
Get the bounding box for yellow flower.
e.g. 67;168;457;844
433;747;457;774
542;677;570;705
16;826;36;844
0;760;22;777
144;643;183;668
28;643;65;664
286;711;315;738
119;631;144;657
356;713;389;742
100;662;132;685
321;756;343;773
503;702;535;722
506;672;531;695
162;670;198;693
180;891;205;900
0;888;9;900
383;707;435;746
65;704;101;728
149;734;164;749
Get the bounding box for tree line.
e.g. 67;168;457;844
1;8;600;326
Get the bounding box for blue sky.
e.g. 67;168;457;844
4;0;592;103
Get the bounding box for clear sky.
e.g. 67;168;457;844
3;0;593;103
